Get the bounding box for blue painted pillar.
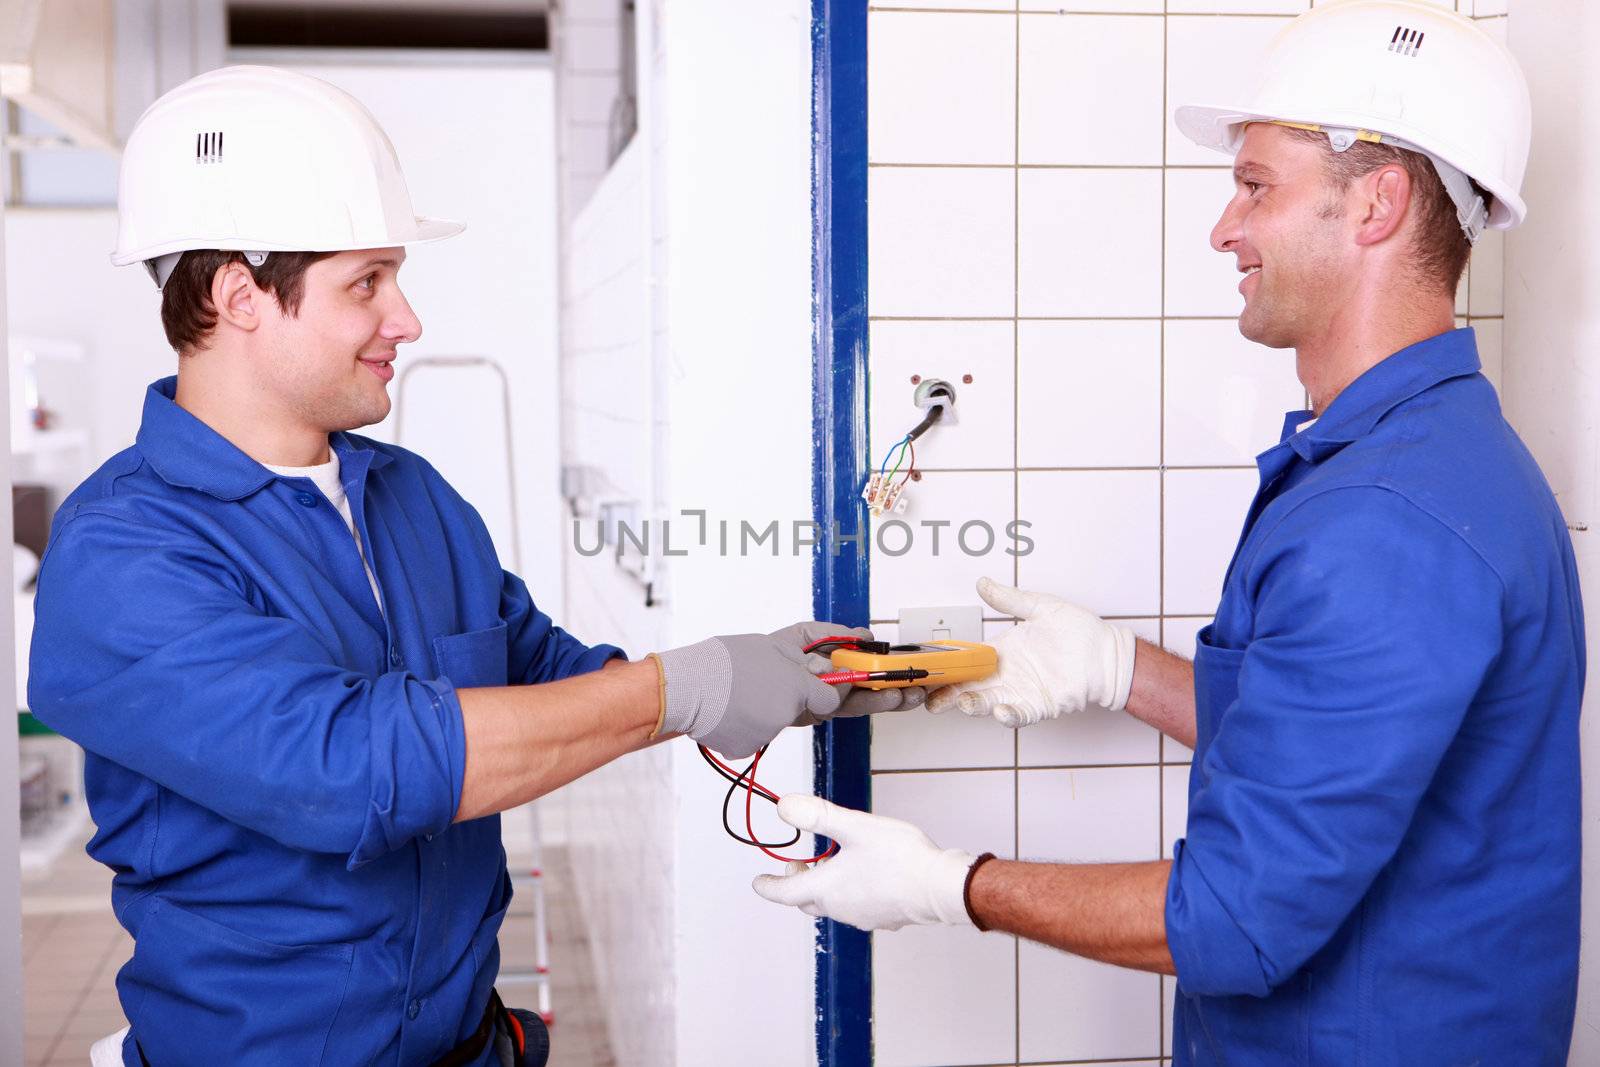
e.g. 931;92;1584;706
811;0;872;1064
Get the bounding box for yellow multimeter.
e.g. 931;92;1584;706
828;640;998;691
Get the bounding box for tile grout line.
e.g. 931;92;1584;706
868;614;1213;625
871;314;1266;321
869;162;1187;170
873;761;1189;775
1012;6;1023;1061
869;5;1304;18
1158;3;1170;1054
873;463;1261;471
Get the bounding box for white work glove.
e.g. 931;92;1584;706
926;576;1136;728
750;795;976;932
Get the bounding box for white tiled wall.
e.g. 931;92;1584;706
865;4;1506;1065
553;132;676;1067
552;0;625;223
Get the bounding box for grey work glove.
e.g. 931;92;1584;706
655;621;926;758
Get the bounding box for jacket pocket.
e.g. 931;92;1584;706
123;897;354;1065
1192;625;1247;763
432;621;510;689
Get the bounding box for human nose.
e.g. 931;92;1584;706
1211;192;1247;254
384;287;423;344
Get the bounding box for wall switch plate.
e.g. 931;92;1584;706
897;605;983;644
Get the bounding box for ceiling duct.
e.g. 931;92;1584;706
0;0;118;152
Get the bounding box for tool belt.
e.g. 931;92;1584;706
425;989;509;1067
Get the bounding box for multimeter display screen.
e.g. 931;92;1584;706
886;644;961;654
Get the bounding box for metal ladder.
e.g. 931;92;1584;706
392;355;553;1024
497;804;554;1023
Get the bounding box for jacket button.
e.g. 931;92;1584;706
406;998;422;1019
295;492;317;507
390;647;402;667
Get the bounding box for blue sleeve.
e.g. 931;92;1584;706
1165;486;1504;997
499;567;625;684
27;508;465;870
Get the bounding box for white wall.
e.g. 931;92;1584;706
657;3;818;1065
0;194;26;1067
1499;3;1599;1063
3;208;167;476
865;2;1502;1065
551;0;819;1064
552;138;678;1067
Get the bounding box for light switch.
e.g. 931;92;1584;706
898;605;983;644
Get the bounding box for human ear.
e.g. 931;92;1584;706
1355;165;1410;248
211;261;263;334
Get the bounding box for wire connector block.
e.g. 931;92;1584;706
863;472;910;516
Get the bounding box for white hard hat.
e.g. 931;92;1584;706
1174;0;1531;241
112;65;463;288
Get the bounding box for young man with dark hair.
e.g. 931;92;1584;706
28;65;919;1067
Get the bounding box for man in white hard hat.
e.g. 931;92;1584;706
756;3;1582;1063
26;66;918;1067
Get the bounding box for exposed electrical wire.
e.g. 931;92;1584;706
699;742;780;803
867;388;946;513
695;635;874;864
878;434;911;480
698;743;799;849
745;743;838;865
896;438;917;489
885;438;910;484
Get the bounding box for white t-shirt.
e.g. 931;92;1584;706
264;453;384;614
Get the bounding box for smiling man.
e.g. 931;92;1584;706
26;66;917;1067
755;3;1583;1064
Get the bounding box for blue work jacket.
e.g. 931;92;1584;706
1165;328;1583;1065
28;378;622;1066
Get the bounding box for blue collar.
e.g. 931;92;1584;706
1280;328;1482;463
136;377;392;501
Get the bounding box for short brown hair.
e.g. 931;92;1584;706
1282;127;1477;296
160;250;336;353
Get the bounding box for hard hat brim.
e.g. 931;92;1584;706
410;216;466;245
1173;103;1251;156
111;215;467;268
1172;102;1526;230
